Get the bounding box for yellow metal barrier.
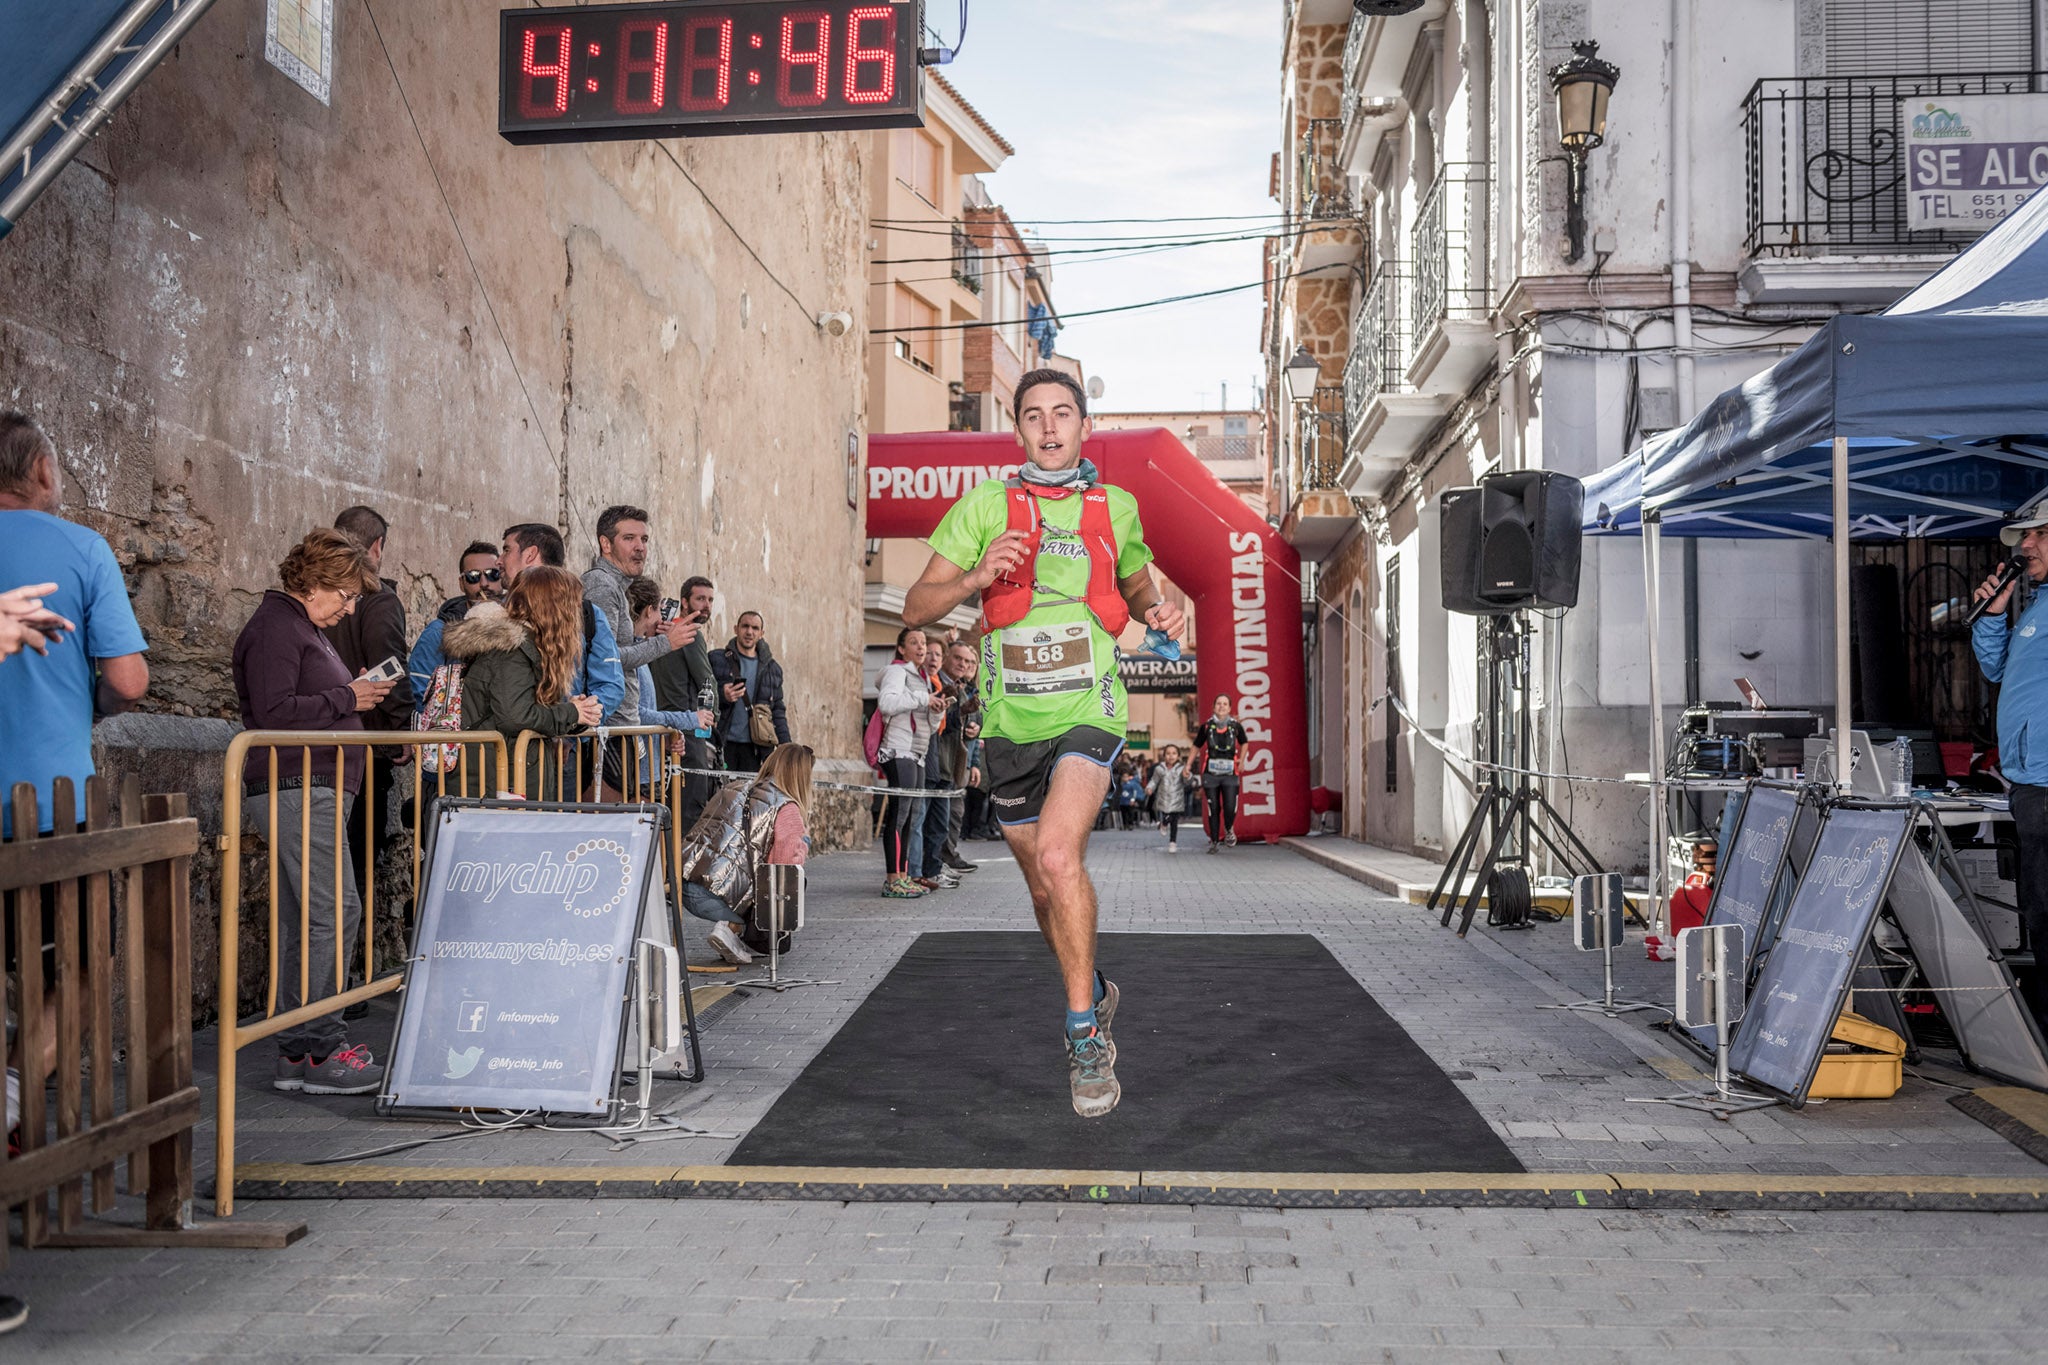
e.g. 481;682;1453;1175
510;725;694;875
214;725;704;1215
215;729;510;1216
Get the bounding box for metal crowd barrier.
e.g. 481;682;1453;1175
213;725;706;1215
215;730;511;1215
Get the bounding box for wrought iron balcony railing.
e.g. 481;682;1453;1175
1339;18;1369;129
1411;163;1490;333
1298;387;1347;491
1743;71;2048;256
1297;117;1354;221
951;222;983;293
1344;263;1409;436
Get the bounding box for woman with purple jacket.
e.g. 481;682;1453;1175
231;529;394;1097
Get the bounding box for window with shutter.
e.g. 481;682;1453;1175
1822;0;2035;75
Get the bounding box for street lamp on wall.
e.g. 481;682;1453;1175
1283;344;1323;405
1548;40;1619;265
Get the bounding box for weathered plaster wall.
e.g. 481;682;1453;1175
3;0;875;1016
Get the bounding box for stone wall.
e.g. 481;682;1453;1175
6;0;879;1018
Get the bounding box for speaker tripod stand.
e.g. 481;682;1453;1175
1426;614;1607;937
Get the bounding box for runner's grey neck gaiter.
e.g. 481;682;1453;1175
1018;457;1098;491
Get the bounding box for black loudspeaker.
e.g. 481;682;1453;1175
1440;471;1585;615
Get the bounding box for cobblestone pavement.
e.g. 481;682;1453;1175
11;1199;2048;1361
12;832;2048;1360
205;830;2046;1177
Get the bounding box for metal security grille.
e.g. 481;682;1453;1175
1823;0;2036;74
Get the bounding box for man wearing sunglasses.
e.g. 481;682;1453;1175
457;543;507;605
407;540;509;700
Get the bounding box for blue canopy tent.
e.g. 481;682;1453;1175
1580;186;2048;918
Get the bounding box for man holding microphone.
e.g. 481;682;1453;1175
1974;490;2048;1036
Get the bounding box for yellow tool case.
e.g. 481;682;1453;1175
1809;1010;1906;1099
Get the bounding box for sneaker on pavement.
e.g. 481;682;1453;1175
302;1044;384;1096
1066;1025;1120;1119
1168;841;1178;853
943;855;978;873
883;876;927;898
1206;839;1218;854
709;921;755;964
0;1295;27;1336
273;1053;307;1093
1225;832;1238;847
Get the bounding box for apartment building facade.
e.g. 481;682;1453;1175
1266;0;2041;868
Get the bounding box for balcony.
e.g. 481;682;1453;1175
951;223;984;295
1296;117;1355;222
1340;263;1454;498
1739;71;2046;303
1336;0;1446;166
1280;386;1358;562
1406;164;1491;395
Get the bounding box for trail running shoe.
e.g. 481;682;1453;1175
1066;1025;1120;1119
303;1044;384;1096
1097;977;1120;1064
273;1053;306;1092
883;877;926;898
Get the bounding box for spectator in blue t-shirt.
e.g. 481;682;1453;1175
0;412;149;1104
0;412;149;839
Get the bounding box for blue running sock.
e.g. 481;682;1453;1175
1066;1006;1098;1036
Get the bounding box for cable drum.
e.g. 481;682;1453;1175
1485;865;1535;930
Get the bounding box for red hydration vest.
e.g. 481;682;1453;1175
978;481;1131;636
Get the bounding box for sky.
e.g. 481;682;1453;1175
940;1;1281;414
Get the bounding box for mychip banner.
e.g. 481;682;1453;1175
1905;93;2048;232
383;803;664;1116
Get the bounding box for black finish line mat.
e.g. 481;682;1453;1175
727;931;1522;1174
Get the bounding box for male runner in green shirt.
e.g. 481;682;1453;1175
904;369;1185;1117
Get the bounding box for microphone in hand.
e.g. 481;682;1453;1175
1966;555;2027;626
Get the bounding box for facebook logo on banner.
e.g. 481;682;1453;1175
456;1000;490;1034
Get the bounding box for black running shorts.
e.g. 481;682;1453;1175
983;726;1124;826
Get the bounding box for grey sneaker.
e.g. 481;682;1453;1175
1096;977;1120;1063
303;1044;384;1096
273;1053;306;1092
1066;1026;1120;1119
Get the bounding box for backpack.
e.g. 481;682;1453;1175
415;660;467;773
863;706;886;771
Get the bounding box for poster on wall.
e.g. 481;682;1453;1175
265;0;334;105
1904;93;2048;232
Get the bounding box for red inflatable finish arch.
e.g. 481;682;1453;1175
867;429;1309;839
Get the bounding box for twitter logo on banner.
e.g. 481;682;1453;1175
445;1046;483;1079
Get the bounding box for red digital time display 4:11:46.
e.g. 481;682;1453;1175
499;1;923;142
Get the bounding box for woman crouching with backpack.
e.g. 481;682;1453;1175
677;743;814;964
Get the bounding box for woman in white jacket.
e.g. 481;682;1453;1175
876;625;942;897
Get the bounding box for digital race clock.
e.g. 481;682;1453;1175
499;1;925;144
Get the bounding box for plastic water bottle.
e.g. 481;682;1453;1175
1141;627;1181;661
1890;739;1912;798
695;682;715;740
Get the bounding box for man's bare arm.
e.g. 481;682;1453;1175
903;530;1031;628
1118;568;1186;641
96;652;149;717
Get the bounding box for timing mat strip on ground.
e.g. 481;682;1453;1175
224;1163;2048;1212
727;930;1523;1174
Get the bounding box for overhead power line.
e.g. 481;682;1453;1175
871;211;1299;227
870;262;1349;336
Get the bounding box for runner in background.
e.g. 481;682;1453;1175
1193;696;1249;853
903;369;1185;1118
